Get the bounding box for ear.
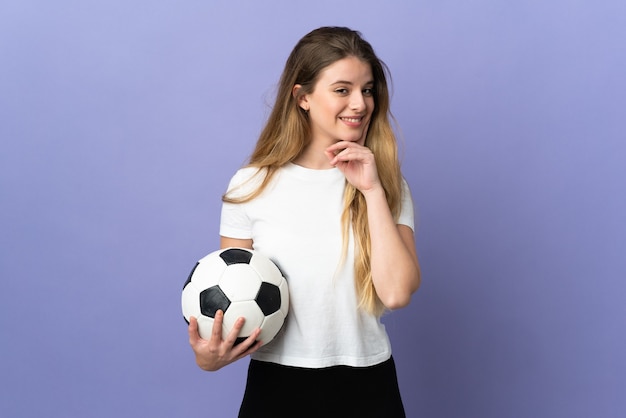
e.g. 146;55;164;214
292;84;309;111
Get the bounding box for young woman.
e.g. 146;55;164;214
188;26;421;417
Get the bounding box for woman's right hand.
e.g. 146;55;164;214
188;310;262;371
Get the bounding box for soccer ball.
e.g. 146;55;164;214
182;247;289;346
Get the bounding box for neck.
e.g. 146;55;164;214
293;144;334;169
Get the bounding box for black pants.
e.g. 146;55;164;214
239;356;406;418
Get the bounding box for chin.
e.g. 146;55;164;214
341;134;364;142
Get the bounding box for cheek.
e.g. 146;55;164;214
358;120;373;145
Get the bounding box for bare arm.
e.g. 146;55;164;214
221;236;253;250
362;187;421;309
326;141;421;310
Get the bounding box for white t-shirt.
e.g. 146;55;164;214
220;162;415;368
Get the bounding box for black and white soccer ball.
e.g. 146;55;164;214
182;247;289;346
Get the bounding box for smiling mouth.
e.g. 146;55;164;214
340;116;364;123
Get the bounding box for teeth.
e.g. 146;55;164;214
342;117;361;123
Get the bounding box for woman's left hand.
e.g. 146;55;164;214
325;141;381;194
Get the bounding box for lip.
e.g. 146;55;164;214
339;116;365;127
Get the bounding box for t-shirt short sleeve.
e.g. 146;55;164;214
219;168;261;240
397;178;416;231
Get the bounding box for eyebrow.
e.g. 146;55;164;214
330;80;375;87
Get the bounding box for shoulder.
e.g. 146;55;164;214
224;165;273;201
229;166;262;183
227;166;264;189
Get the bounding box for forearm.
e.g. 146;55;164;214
363;186;421;310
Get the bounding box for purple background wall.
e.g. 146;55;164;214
1;1;625;417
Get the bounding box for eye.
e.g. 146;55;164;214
334;88;349;95
363;88;374;96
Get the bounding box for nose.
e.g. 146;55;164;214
350;91;367;112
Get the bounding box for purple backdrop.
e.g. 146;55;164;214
1;1;625;417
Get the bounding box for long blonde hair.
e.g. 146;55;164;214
224;27;403;316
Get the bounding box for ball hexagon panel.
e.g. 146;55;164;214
249;254;285;286
222;300;264;337
189;254;227;290
181;282;201;323
218;264;262;301
259;310;287;344
196;315;215;340
278;280;289;315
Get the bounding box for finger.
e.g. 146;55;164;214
328;143;370;158
327;140;367;150
188;316;200;345
325;143;353;166
223;316;247;346
235;329;263;357
240;327;261;350
324;148;337;163
333;149;372;166
326;141;356;154
238;340;263;359
325;147;347;166
210;310;225;342
346;146;372;159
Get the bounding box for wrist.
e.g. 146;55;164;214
360;183;385;200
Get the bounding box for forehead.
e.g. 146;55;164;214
316;56;373;85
